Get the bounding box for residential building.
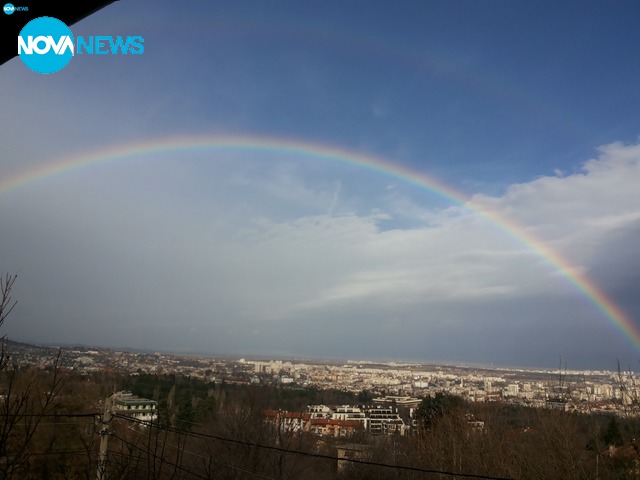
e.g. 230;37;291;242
111;391;158;424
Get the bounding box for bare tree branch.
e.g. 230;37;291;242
0;273;18;371
0;273;18;329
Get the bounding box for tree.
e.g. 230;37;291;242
176;389;195;429
357;389;373;404
602;415;624;447
415;392;465;431
0;273;69;479
0;273;18;370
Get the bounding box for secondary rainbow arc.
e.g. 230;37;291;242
1;134;637;350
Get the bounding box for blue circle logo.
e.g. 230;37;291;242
18;17;74;74
3;3;15;14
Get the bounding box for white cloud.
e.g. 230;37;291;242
469;141;640;266
2;140;640;366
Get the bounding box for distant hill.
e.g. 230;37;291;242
6;339;56;350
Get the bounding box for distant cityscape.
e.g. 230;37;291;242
9;340;639;419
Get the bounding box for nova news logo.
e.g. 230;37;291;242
4;3;27;14
18;16;144;74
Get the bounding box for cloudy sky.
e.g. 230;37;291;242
2;1;640;369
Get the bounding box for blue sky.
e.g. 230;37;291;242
1;1;640;369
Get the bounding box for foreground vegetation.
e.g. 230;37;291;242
2;363;640;480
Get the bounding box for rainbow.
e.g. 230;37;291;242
1;134;637;349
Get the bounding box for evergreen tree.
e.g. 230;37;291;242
176;389;195;429
415;392;465;430
602;415;624;446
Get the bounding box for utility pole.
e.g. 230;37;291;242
96;395;113;480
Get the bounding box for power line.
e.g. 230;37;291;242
122;423;276;480
10;421;94;427
0;412;98;428
115;414;515;480
109;433;214;480
23;449;91;457
1;449;91;458
0;412;100;418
